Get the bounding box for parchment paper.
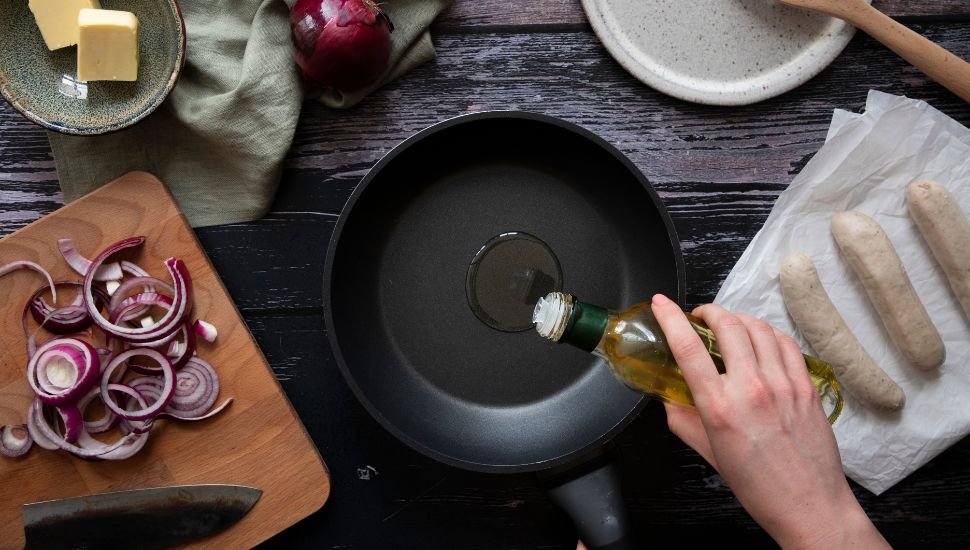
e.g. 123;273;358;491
715;90;970;495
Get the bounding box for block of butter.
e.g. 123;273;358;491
28;0;101;50
77;9;140;82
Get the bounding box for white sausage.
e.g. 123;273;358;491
831;211;945;370
906;180;970;321
780;253;905;411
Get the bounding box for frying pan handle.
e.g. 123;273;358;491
545;462;637;550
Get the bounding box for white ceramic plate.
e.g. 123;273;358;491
581;0;866;105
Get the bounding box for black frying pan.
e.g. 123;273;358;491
324;112;685;549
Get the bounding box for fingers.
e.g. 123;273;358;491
652;294;719;403
691;304;759;383
735;313;790;390
773;328;818;399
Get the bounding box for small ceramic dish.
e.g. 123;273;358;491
582;0;869;106
0;0;185;136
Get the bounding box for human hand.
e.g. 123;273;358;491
650;295;888;549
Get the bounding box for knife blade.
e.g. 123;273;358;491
22;484;261;550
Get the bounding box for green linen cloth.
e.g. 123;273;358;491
48;0;451;228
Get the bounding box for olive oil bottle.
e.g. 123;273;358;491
533;292;843;423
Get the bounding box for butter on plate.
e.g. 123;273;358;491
27;0;101;50
77;9;140;82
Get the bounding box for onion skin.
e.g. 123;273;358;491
290;0;393;92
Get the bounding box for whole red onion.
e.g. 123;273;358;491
290;0;394;92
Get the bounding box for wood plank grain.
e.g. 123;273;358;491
0;108;61;235
438;0;970;28
0;173;330;549
195;212;337;313
4;26;970;311
278;24;970;310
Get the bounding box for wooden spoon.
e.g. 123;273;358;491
779;0;970;103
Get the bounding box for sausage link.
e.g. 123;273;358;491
831;211;945;370
907;180;970;321
780;253;905;410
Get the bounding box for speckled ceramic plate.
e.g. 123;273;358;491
0;0;185;135
581;0;868;105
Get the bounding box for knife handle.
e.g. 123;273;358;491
840;3;970;103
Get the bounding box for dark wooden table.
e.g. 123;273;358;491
3;1;969;548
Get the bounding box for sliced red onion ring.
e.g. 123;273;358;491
1;260;57;303
157;398;233;422
56;405;83;444
120;260;151;278
163;322;196;371
127;322;196;373
77;429;148;460
108;276;173;316
29;399;143;459
129;368;226;421
167;340;183;357
26;407;59;451
100;349;175;421
23;283;109;350
110;292;174;326
27;338;100;406
194;320;218;343
109;384;155;434
78;386;119;435
83;238;192;343
128;377;164;404
108;262;167;320
34;349;80;394
58;239;123;281
27;282;109;335
166;358;219;417
8;236;228;463
0;424;33;457
32;304;91;334
29;282;83;325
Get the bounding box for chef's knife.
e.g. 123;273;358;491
23;484;261;550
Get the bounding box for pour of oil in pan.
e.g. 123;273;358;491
466;232;563;332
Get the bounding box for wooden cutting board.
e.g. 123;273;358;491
0;172;330;548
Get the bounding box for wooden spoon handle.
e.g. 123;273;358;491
841;4;970;102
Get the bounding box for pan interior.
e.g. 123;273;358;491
329;115;681;470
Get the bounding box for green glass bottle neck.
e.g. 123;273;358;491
561;300;609;352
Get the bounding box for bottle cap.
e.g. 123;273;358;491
533;292;573;341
